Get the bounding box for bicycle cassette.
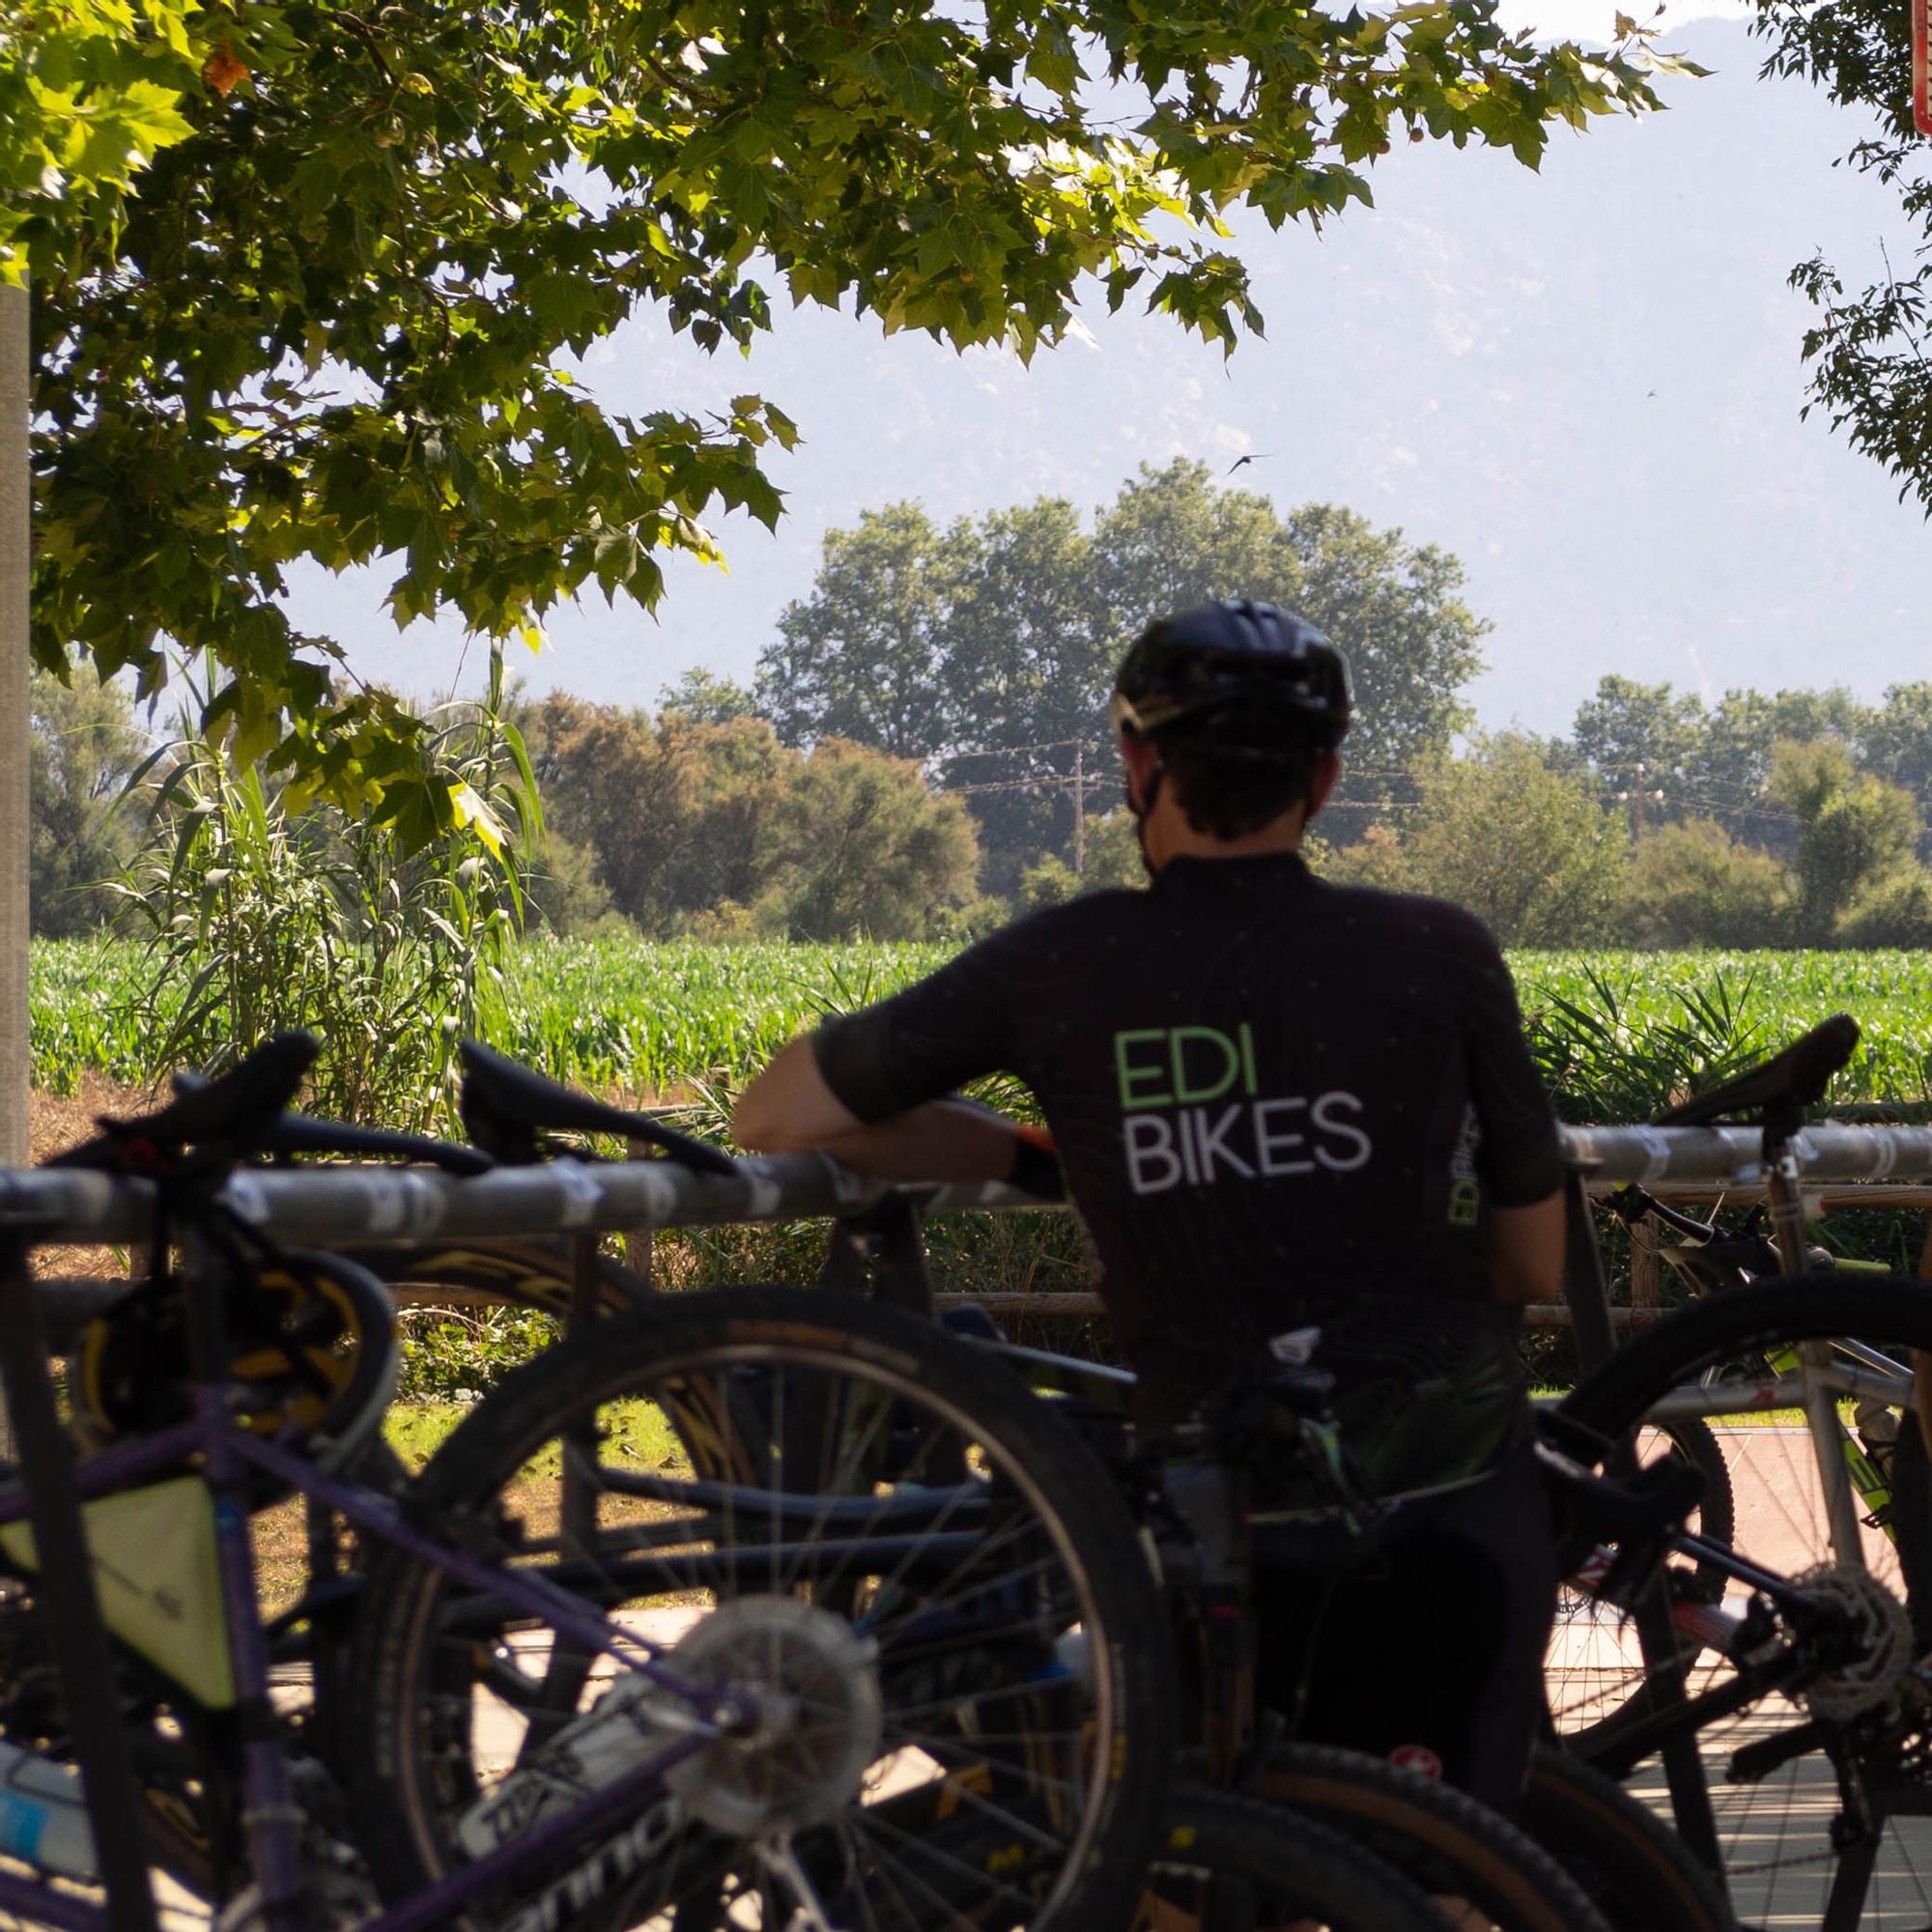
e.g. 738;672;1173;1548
1794;1563;1915;1721
77;1253;396;1484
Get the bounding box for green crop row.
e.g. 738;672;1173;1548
29;937;1932;1115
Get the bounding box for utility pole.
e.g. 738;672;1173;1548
1616;761;1662;845
0;278;27;1172
1071;743;1086;876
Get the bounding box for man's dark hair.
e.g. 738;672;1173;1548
1155;720;1323;840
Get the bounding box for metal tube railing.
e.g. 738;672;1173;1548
8;1122;1932;1247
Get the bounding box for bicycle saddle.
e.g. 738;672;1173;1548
1651;1013;1861;1128
457;1039;738;1177
46;1031;321;1168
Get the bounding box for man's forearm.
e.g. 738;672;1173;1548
810;1100;1025;1182
1487;1192;1566;1305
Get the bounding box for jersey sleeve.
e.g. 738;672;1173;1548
810;928;1025;1124
1463;931;1567;1208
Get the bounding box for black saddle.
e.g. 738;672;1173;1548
46;1032;318;1170
457;1039;738;1177
47;1033;495;1177
1653;1014;1860;1129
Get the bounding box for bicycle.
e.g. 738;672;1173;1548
1549;1177;1918;1753
951;1327;1738;1932
287;1039;1727;1929
1546;1013;1932;1928
0;1034;1175;1931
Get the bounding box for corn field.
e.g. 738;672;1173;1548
29;937;1932;1122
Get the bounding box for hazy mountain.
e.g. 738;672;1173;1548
301;15;1928;737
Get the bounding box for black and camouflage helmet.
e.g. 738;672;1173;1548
1109;599;1351;751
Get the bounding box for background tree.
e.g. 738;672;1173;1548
29;0;1678;830
28;659;147;936
763;744;980;943
1359;735;1631;946
1862;683;1932;819
1090;461;1299;638
767;464;1497;886
658;668;759;728
525;694;978;941
1286;502;1490;784
757;505;962;757
941;497;1106;896
1572;674;1708;812
1836;867;1932;947
1622;818;1795;948
1016;809;1144;910
1770;738;1927;941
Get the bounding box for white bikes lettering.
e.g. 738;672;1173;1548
1125;1091;1372;1196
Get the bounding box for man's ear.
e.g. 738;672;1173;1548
1305;750;1343;820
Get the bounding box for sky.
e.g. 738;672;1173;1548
289;5;1929;741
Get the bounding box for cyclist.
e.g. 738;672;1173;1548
733;598;1568;1816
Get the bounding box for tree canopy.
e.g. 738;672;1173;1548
521;694;980;941
1750;0;1932;513
21;0;1686;849
762;459;1492;888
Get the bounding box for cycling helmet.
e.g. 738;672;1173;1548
1109;600;1351;750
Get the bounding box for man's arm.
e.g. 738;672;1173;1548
733;1036;1027;1182
1487;1191;1566;1305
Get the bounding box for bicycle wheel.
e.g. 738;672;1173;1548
342;1236;649;1321
1520;1746;1736;1932
1252;1742;1614;1932
1136;1786;1441;1930
347;1286;1174;1931
1558;1272;1932;1931
1547;1414;1735;1747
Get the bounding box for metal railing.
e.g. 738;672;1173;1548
9;1122;1932;1250
10;1122;1932;1338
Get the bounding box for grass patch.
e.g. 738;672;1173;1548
381;1397;686;1477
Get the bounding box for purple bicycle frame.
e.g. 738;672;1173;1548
0;1378;746;1932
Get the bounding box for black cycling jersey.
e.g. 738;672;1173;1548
813;851;1564;1422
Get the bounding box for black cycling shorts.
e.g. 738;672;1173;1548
1249;1437;1558;1817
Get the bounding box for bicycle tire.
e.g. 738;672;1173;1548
1252;1741;1614;1932
350;1239;784;1493
1548;1413;1736;1750
1139;1785;1442;1930
346;1285;1175;1932
1558;1272;1932;1931
340;1236;649;1321
1520;1745;1737;1932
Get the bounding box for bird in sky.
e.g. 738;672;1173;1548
1226;452;1272;473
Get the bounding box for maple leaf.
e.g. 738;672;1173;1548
202;44;248;98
